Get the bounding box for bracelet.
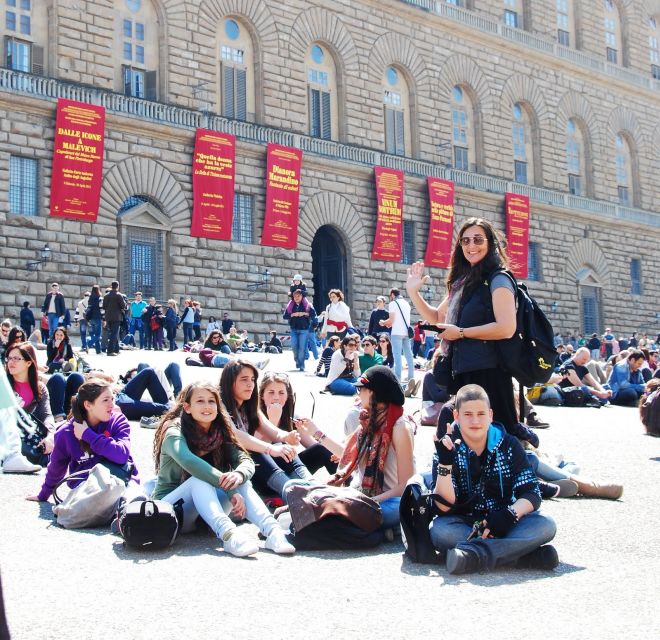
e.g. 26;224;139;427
458;327;465;339
436;464;452;477
312;430;326;443
507;505;519;523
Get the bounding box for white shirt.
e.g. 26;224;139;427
388;296;411;337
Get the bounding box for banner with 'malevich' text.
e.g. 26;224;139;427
505;192;530;279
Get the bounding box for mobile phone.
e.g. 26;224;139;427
420;324;446;333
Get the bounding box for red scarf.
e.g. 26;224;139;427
329;404;403;497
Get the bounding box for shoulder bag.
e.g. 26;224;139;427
393;299;414;339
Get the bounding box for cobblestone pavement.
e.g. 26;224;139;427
1;349;658;640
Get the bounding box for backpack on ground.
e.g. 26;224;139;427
527;383;563;406
559;385;587;407
118;497;181;550
488;270;556;388
399;481;444;564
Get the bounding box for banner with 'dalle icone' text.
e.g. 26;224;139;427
424;177;455;268
505;192;530;279
49;98;105;221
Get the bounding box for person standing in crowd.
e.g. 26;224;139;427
406;217;537;445
180;299;195;345
193;301;203;341
221;312;234;335
129;292;147;350
142;296;157;350
73;291;90;351
587;333;601;361
602;328;615;359
165;300;179;351
283;288;317;372
41;283;66;337
321;289;352;341
102;281;127;357
412;320;426;357
19;301;35;338
85;285;104;355
367;296;389;338
205;315;221;335
380;288;415;383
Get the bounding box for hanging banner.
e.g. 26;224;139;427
424;177;454;268
372;167;404;262
191;129;236;240
49;98;105;221
261;143;303;248
505;192;530;279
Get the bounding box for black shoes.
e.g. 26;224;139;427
526;411;550;429
446;548;481;575
516;545;559;570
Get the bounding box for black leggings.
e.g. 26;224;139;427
299;443;337;475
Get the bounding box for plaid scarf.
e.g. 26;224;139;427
180;421;224;480
329;404;403;497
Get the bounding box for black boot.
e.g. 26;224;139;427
516;545;559;570
446;548;481;575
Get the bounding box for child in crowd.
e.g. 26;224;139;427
289;274;307;298
151;305;165;351
151;381;294;556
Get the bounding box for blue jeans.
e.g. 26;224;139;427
182;322;194;345
380;497;401;529
129;318;145;349
327;376;357;395
391;334;415;381
430;511;556;570
211;354;232;368
116;367;173;420
47;372;85;417
423;335;436;358
47;313;60;335
136;361;182;397
87;319;102;353
78;320;88;349
526;452;570;483
290;329;308;370
306;331;319;359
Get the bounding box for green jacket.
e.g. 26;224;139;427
153;424;255;500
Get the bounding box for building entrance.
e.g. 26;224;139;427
311;225;348;315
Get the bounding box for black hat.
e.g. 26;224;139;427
355;365;405;406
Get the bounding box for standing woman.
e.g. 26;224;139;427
367;296;389;338
151;381;294;556
27;378;139;502
165;299;179;351
86;285;104;355
326;335;361;396
406;217;526;440
179;299;195;345
321;289;352;341
46;327;74;373
219;360;312;499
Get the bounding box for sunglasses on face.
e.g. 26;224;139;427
379;339;387;343
460;235;486;246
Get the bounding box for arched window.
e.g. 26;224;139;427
614;133;633;205
603;0;623;64
503;0;522;28
383;66;411;157
117;0;159;99
307;43;338;140
650;15;660;79
450;85;474;172
556;0;575;47
566;118;585;195
2;0;46;74
218;17;254;121
512;102;534;184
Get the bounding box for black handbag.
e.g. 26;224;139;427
399;482;446;564
16;408;50;467
118;498;180;550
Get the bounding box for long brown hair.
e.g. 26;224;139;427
219;360;260;435
152;382;243;472
258;371;295;431
70;378;114;454
6;342;40;400
446;217;510;296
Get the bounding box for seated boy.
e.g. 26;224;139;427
430;384;557;575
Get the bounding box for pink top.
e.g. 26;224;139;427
13;380;34;408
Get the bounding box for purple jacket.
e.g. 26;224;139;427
37;410;138;501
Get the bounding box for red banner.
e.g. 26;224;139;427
191;129;236;240
49;98;105;221
261;144;303;248
505;192;530;279
372;167;404;262
424;178;454;268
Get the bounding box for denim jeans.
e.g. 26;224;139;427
380;497;401;529
306;331;319;359
116;367;173;420
611;387;642;406
327;376;357;395
423;335;436;358
87;319;102;354
211;354;232;368
290;329;308;370
430;511;556;570
250;451;313;498
391;334;415;381
106;320;121;354
136;362;182;397
129;317;145;349
78;320;88;349
182;322;194;345
47;372;85;417
526;451;570;483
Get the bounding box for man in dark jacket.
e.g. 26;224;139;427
103;281;128;356
430;384;557;574
41;282;67;337
283;288;317;371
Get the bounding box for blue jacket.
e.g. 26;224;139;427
607;360;645;396
283;300;317;331
440;422;541;520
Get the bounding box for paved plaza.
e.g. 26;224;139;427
1;348;658;640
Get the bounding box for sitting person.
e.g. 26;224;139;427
219;360;312;499
226;326;243;352
559;347;612;404
430;384;557;574
259;371;337;475
150;381;294;557
262;331;283;354
204;330;232;353
358;336;383;373
326;336;360;395
607;349;646;406
640;378;660;437
376;333;394;369
2;327;28;363
27;378;139;502
293;365;415;531
315;335;340;377
46;327;74;373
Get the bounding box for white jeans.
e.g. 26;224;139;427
0;408;22;462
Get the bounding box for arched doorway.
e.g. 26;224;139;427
312;225;348;314
576;267;602;335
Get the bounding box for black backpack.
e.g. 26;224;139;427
488;270;556;388
399;482;444;564
286;515;382;550
118;498;181;550
559;385;587;407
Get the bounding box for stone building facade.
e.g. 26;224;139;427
0;0;658;339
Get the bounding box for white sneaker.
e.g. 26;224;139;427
264;528;296;554
256;358;270;371
2;452;41;474
222;528;259;557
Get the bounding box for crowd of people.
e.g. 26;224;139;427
1;217;658;574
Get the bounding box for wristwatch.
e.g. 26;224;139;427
458;327;465;339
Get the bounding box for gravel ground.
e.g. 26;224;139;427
1;349;658;640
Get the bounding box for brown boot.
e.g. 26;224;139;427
570;475;623;500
